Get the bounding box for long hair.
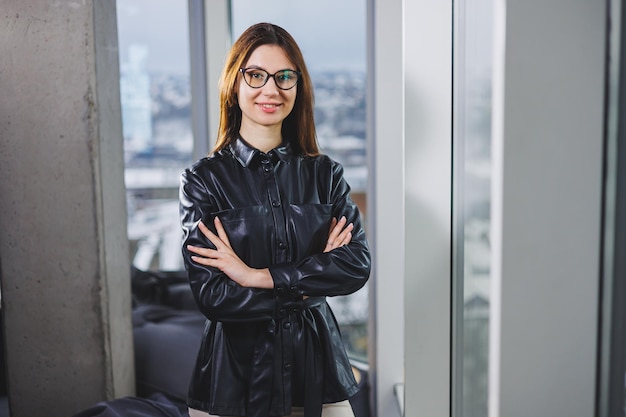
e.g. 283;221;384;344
213;22;319;156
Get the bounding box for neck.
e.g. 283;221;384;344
239;125;282;153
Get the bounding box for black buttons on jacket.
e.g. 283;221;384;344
261;158;272;173
277;241;286;249
272;201;281;207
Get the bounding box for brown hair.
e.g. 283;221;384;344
213;22;319;156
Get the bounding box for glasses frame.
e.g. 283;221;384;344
239;67;301;90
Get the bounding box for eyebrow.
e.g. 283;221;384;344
244;65;297;72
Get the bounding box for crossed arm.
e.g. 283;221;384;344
186;216;354;290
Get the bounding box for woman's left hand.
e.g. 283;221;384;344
325;216;353;252
187;217;273;289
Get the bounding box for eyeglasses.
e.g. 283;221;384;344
239;67;301;90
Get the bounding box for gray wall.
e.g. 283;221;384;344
0;1;134;416
489;0;606;416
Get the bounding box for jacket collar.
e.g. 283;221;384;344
228;136;292;167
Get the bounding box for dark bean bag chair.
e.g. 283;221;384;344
72;393;188;417
132;304;206;401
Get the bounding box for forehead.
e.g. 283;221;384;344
244;44;295;71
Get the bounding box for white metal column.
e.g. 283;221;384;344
189;0;231;157
368;0;454;415
367;0;405;415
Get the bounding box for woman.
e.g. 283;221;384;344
179;22;371;417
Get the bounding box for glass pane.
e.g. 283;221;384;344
453;0;494;416
116;0;192;271
231;0;368;361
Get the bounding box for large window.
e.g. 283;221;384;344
117;0;191;271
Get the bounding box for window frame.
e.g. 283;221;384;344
188;0;231;158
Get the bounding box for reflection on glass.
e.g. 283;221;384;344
231;0;368;361
455;0;494;416
117;0;192;271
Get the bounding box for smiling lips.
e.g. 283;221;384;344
258;103;281;113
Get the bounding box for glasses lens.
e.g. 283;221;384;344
274;70;299;89
241;68;299;89
243;69;269;88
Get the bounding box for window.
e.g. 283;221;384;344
116;0;191;271
453;1;494;416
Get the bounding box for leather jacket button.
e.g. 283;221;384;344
277;241;286;249
276;287;285;294
283;321;291;329
289;286;298;293
272;201;280;207
283;363;291;370
261;158;270;165
279;308;286;316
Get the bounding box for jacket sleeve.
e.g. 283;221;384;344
180;168;277;322
268;161;371;298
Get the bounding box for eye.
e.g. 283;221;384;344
247;70;266;80
277;70;295;81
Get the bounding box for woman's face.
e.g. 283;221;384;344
237;44;297;136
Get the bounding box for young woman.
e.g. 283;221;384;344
179;22;371;417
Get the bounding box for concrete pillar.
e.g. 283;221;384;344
0;1;134;416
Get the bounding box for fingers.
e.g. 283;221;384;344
213;217;232;248
187;236;229;268
189;218;233;266
325;216;354;252
187;243;219;266
327;216;345;243
329;217;338;232
197;220;219;246
338;228;352;246
197;218;232;250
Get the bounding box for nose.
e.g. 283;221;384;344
261;76;280;95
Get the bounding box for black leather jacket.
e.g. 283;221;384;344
179;137;371;417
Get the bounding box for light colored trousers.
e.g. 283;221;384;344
188;400;355;417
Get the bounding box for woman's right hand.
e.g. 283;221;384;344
324;216;353;253
188;217;274;289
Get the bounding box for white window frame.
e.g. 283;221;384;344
189;0;231;157
368;0;453;416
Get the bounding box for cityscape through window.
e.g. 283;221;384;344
454;1;494;416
